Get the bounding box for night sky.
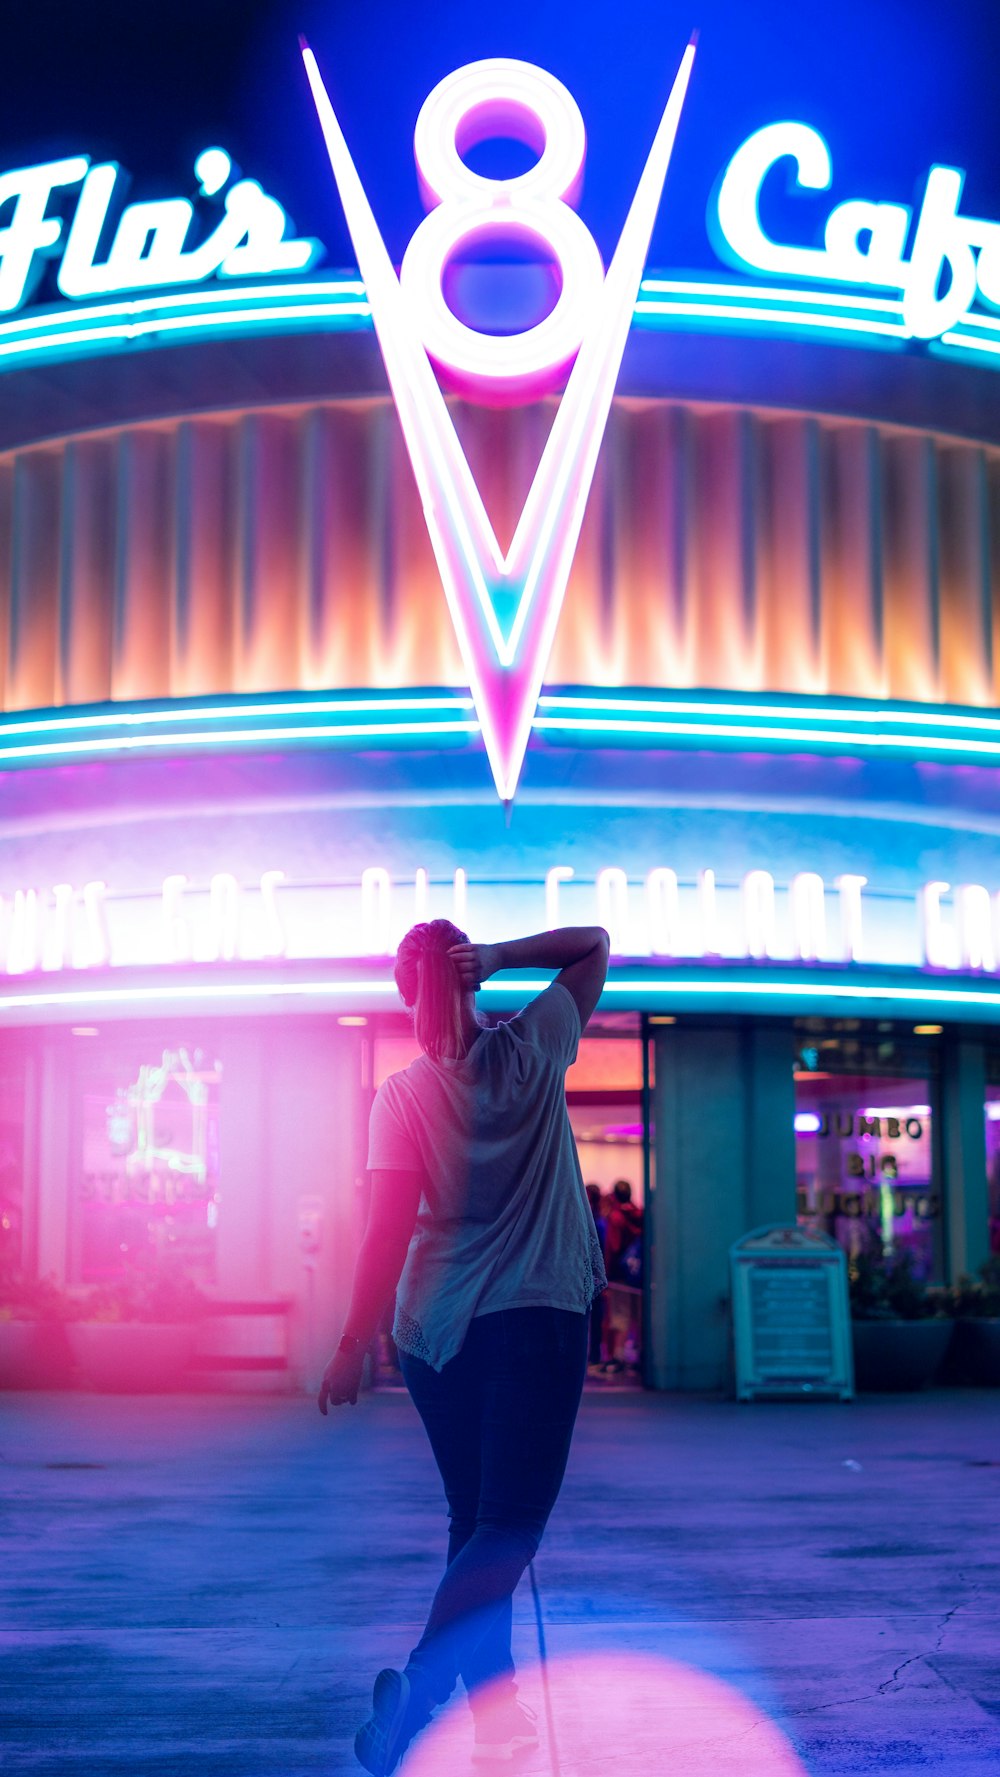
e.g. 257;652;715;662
3;0;1000;294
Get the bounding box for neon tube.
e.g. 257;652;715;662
0;300;371;360
0;718;478;763
537;693;1000;731
940;329;1000;358
0;278;367;339
1;975;1000;1016
532;713;1000;757
0;694;474;738
639;277;905;313
634;298;906;338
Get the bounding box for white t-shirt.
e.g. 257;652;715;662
367;982;607;1371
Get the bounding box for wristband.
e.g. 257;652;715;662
338;1333;363;1356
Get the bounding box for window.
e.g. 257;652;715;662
984;1051;1000;1256
0;1044;27;1281
73;1039;222;1286
793;1019;942;1279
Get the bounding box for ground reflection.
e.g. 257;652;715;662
404;1649;809;1774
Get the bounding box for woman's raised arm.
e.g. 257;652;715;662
449;927;610;1031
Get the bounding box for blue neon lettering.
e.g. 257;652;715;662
0;157;89;311
0;149;319;311
713;120;1000;341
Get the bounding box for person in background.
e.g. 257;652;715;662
317;919;609;1775
603;1179;643;1373
585;1183;607;1370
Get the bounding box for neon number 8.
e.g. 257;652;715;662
399;59;604;399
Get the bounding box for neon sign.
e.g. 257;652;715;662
6;862;1000;980
0;149;318;312
302;42;697;803
713;120;1000;340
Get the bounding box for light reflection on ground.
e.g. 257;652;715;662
404;1650;810;1774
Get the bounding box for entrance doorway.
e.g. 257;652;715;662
564;1013;645;1386
369;1009;648;1388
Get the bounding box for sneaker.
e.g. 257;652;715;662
354;1668;432;1775
472;1697;540;1762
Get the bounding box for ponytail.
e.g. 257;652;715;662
394;919;469;1061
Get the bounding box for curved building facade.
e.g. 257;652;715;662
2;25;1000;1392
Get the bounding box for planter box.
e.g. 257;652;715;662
851;1318;953;1392
66;1321;198;1392
950;1318;1000;1386
0;1320;74;1389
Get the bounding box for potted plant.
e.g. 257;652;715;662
849;1233;954;1391
949;1255;1000;1386
66;1268;211;1392
0;1273;74;1389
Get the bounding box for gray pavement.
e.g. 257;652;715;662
1;1386;998;1777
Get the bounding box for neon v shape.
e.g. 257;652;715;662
302;40;697;802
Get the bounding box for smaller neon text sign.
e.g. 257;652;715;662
714;120;1000;340
0;149;318;313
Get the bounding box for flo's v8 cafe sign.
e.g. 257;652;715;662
2;47;999;807
2;66;998;343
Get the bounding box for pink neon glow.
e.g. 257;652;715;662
402;1652;808;1775
301;42;697;801
400;59;603;398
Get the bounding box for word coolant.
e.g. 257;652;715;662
4;865;1000;977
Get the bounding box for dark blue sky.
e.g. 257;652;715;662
4;0;1000;289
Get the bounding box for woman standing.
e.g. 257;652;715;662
319;920;609;1774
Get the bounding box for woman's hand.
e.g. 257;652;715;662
318;1345;366;1414
448;941;501;990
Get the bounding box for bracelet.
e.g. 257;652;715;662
338;1332;363;1356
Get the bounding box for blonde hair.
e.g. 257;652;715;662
394;920;469;1061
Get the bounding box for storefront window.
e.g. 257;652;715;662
74;1040;222;1286
984;1053;1000;1256
794;1019;942;1279
0;1045;27;1281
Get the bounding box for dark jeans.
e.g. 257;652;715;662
398;1306;588;1711
588;1294;604;1364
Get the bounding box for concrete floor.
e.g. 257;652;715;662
1;1387;998;1777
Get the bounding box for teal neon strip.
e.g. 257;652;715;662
638;278;905;315
537;692;1000;734
4;688;1000;770
534;714;1000;758
0;690;480;765
0;278;367;339
940;329;1000;359
536;710;1000;760
0;299;371;363
0;718;478;763
0;274;997;373
2;972;1000;1018
634;297;906;339
947;310;1000;335
0;693;474;738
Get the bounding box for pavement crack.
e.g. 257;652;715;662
275;1651;304;1692
784;1586;983;1717
875;1586;980;1697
